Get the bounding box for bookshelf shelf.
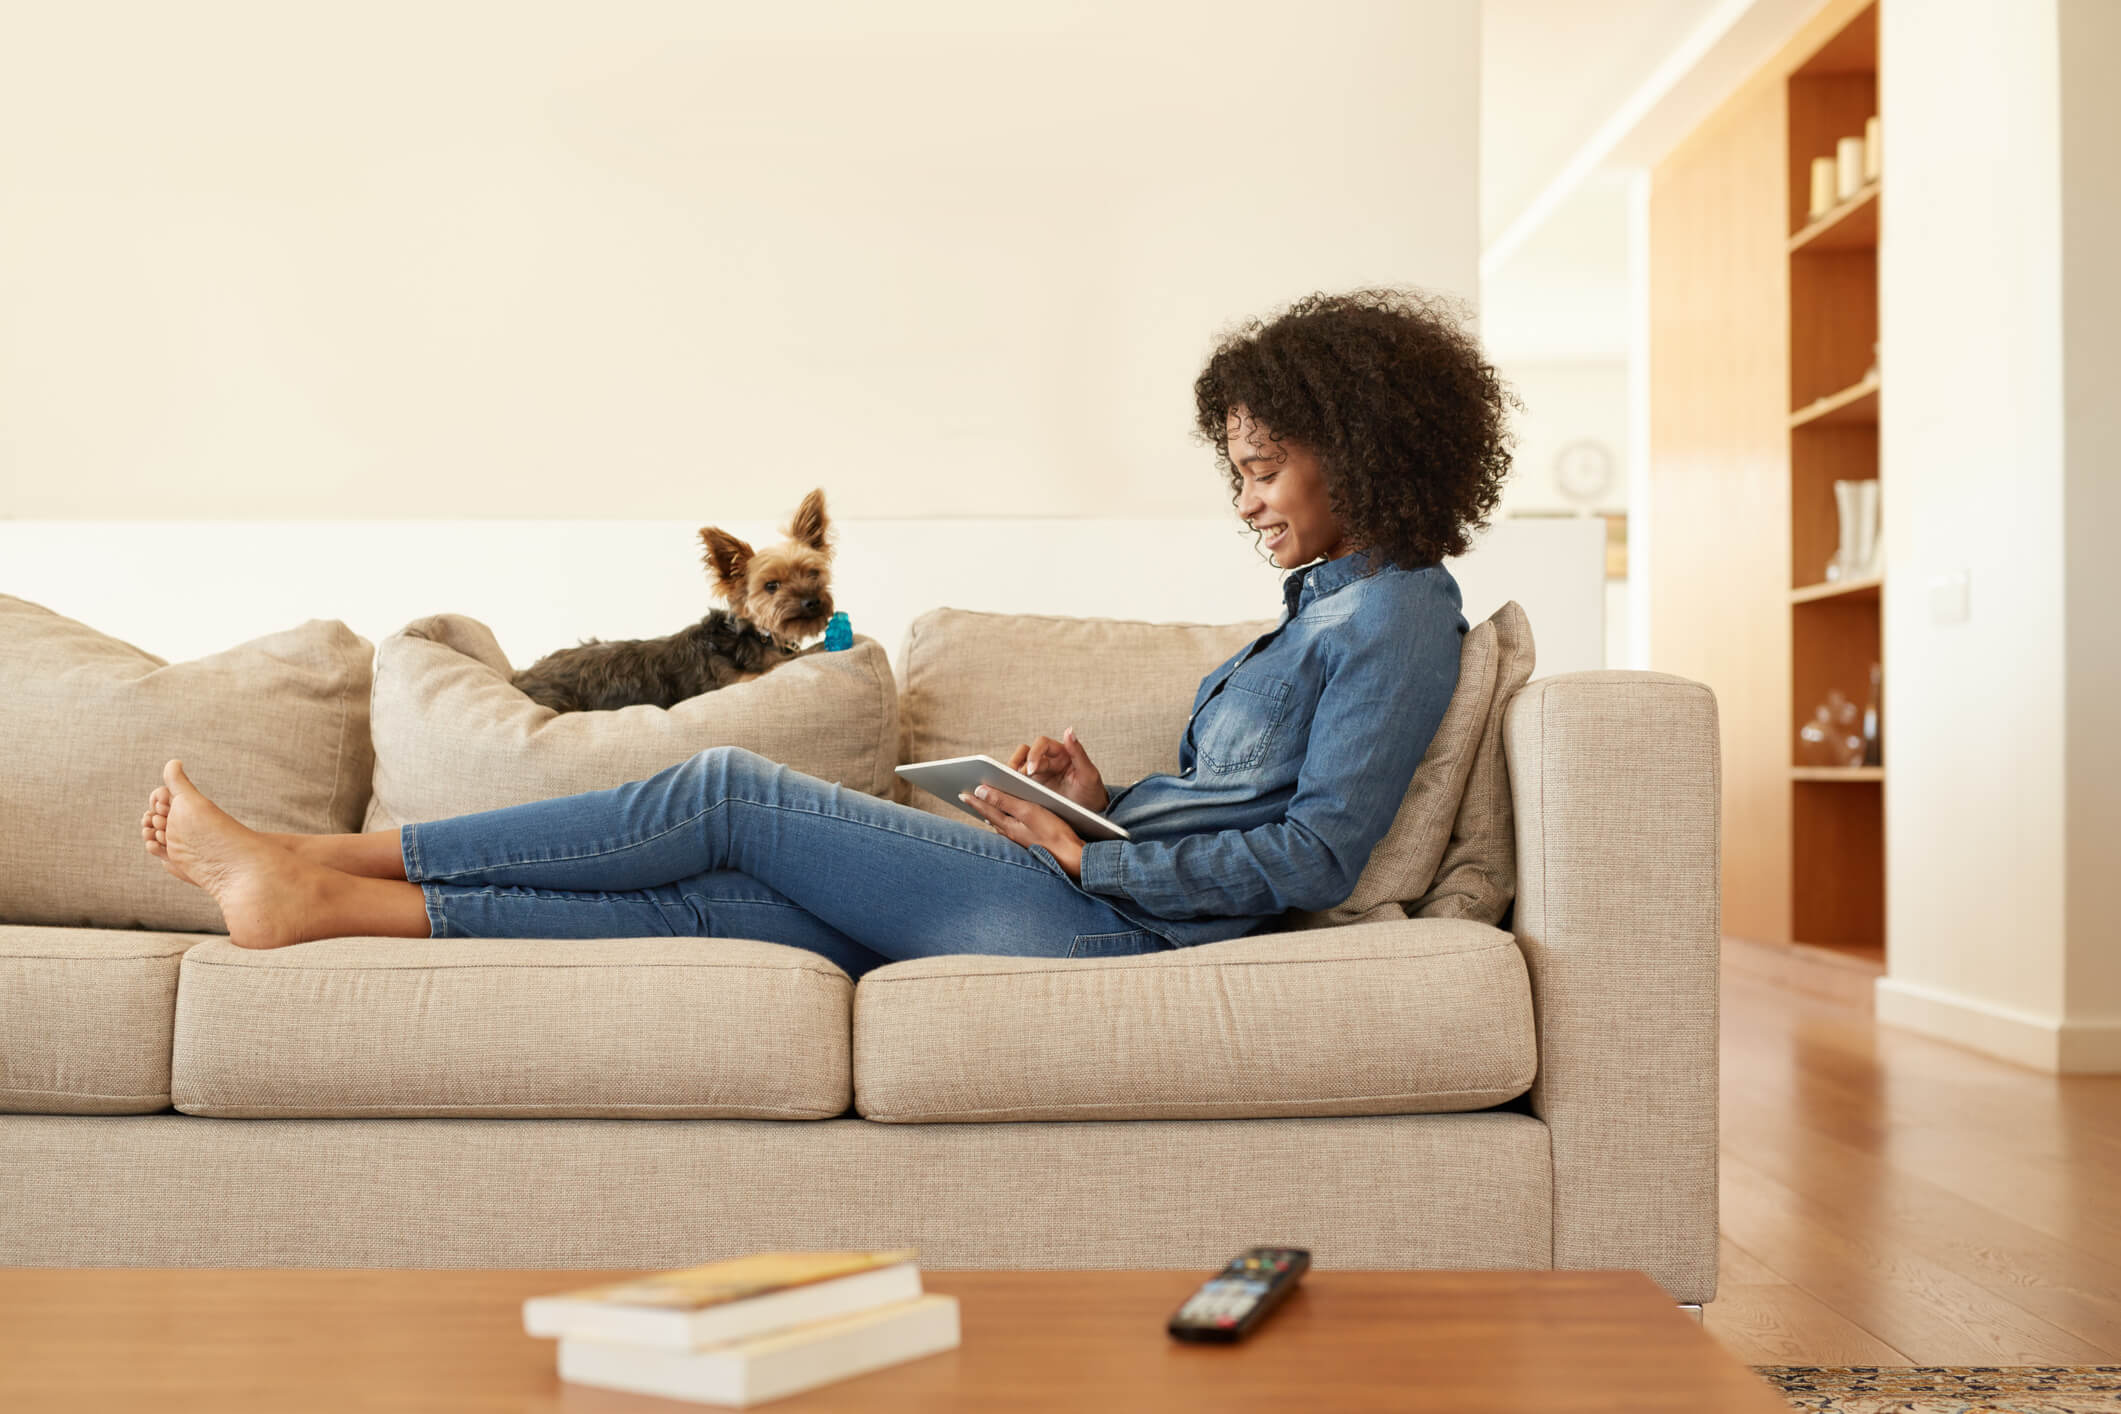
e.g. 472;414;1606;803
1792;766;1885;782
1791;574;1880;605
1790;372;1880;429
1789;182;1879;253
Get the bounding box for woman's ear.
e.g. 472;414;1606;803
698;526;754;594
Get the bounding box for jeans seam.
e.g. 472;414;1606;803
419;790;1058;881
416;882;453;939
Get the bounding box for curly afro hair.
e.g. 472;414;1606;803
1192;287;1515;570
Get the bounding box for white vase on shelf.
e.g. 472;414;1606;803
1830;479;1882;583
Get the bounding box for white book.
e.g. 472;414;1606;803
524;1251;922;1350
557;1294;961;1407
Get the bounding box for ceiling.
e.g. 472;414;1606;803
1480;0;1732;244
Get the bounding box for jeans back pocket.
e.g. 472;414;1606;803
1067;929;1164;959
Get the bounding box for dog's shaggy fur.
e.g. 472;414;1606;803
511;489;837;714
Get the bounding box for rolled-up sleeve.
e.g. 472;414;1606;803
1077;590;1462;918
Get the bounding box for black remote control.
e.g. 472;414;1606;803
1167;1247;1310;1342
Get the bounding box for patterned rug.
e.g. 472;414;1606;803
1758;1367;2121;1413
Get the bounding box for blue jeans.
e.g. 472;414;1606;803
400;747;1169;979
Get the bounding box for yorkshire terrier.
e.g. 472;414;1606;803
511;488;838;714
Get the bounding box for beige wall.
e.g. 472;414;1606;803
2058;0;2121;1055
1875;0;2121;1070
0;1;1479;522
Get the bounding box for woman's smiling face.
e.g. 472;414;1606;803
1227;407;1352;568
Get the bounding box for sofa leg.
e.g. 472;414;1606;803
1677;1303;1703;1323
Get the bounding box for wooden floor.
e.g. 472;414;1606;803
1706;963;2121;1366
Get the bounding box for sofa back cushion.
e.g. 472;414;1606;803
1295;599;1537;928
365;614;899;829
0;597;375;932
896;600;1536;926
1410;600;1536;924
895;608;1274;812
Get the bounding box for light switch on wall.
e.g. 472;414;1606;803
1928;570;1971;625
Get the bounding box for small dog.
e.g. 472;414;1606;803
512;489;837;714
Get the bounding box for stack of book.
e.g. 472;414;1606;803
523;1249;957;1407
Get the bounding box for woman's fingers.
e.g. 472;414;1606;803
1063;726;1096;771
1022;736;1065;781
1008;743;1031;772
959;788;1023;840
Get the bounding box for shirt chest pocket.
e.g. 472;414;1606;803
1191;671;1296;774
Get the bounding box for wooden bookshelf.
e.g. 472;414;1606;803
1786;2;1884;957
1790;574;1879;605
1648;0;1883;975
1789;372;1879;429
1788;181;1878;253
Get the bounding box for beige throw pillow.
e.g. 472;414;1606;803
0;597;375;933
895;608;1273;815
1288;614;1502;928
1410;600;1536;924
365;614;900;829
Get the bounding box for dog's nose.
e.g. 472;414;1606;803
802;598;822;614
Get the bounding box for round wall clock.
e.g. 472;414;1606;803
1554;439;1617;505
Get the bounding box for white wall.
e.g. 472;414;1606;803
0;0;1479;523
0;515;1609;684
1490;358;1631;669
1875;0;2121;1071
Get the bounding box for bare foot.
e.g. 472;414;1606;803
147;789;336;873
141;784;194;884
157;760;340;948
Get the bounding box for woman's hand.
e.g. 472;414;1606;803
959;785;1086;879
1006;727;1108;812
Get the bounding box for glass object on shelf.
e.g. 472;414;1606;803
1827;478;1881;582
1799;689;1868;768
1862;661;1883;768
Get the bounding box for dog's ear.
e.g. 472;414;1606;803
785;488;831;553
699;527;754;593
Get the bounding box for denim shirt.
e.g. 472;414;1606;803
1070;552;1467;947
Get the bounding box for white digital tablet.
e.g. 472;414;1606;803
895;754;1133;842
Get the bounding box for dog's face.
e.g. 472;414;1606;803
698;488;836;645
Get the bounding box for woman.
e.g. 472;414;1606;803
141;288;1512;976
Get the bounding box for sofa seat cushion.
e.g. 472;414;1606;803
0;925;211;1115
170;938;854;1119
852;919;1536;1122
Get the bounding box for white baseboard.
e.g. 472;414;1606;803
1874;977;2121;1074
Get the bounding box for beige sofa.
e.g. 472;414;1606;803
0;595;1721;1306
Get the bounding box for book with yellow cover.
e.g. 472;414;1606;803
524;1250;922;1351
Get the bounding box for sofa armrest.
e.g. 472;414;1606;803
1504;670;1720;1305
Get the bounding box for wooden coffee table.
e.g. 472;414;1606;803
0;1268;1785;1412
